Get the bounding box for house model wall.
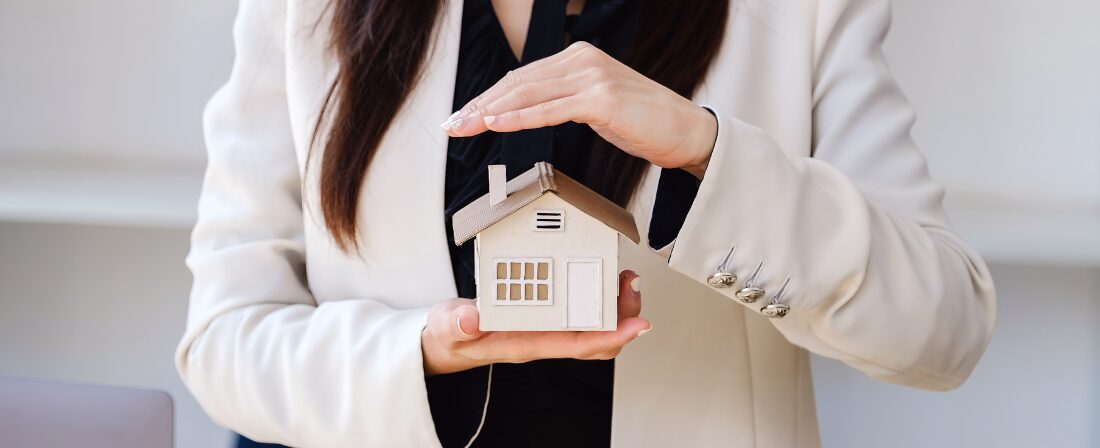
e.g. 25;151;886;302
453;163;640;332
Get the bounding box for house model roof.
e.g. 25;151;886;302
452;162;640;245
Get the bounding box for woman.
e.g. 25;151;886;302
176;0;997;446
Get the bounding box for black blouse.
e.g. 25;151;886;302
428;0;700;447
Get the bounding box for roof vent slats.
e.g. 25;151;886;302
534;209;564;231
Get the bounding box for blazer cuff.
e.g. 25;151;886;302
665;107;840;322
385;306;444;447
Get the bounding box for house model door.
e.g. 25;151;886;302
566;259;602;328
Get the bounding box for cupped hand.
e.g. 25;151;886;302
440;41;717;179
422;270;651;376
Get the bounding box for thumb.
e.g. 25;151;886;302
450;304;484;342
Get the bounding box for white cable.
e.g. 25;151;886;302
463;363;494;448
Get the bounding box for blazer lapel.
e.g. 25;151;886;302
353;0;464;300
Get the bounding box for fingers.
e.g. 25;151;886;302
480;93;599;133
470;58;570;110
571;316;652;360
466;41;595;111
480;316;651;363
581;273;646;361
440;54;574;136
581;316;653;360
481;75;585;130
441;42;610;136
444;75;580;137
618;270;642;320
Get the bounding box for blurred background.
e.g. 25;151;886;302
0;1;1097;447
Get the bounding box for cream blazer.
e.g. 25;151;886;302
176;0;997;446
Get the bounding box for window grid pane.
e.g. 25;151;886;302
492;257;552;305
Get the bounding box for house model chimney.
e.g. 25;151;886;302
488;164;507;206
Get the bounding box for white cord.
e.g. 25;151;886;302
463;363;493;448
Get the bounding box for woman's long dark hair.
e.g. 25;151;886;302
315;0;729;250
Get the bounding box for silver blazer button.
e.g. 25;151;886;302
736;260;765;304
761;303;790;318
738;288;765;304
760;277;792;319
707;244;738;288
707;272;736;288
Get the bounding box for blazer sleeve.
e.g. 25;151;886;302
664;0;996;391
174;1;441;446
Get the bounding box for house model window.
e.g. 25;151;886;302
534;209;565;231
493;258;552;304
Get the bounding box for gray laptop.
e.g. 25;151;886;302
0;377;173;448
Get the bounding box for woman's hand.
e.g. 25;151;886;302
440;41;718;179
422;270;651;376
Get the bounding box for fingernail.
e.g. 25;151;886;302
630;275;641;293
483;115;497;126
637;327;652;337
441;114;463;132
456;315;471;337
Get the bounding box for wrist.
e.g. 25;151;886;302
682;156;711;180
681;106;717;179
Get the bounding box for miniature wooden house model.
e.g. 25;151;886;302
453;162;640;331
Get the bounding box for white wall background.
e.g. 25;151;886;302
884;0;1100;209
0;0;235;168
0;1;1097;448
